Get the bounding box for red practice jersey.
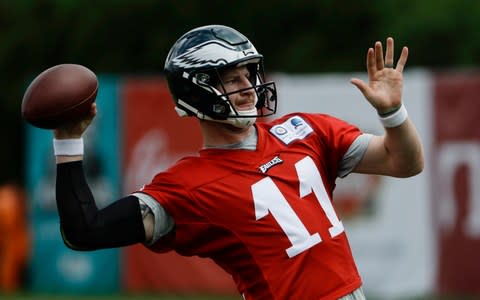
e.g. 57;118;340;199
140;113;364;300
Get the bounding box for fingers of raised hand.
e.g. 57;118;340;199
368;37;408;73
374;41;385;69
384;37;395;68
395;46;408;72
373;37;394;70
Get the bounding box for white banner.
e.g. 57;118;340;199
272;70;434;299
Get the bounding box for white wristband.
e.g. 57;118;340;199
53;138;84;156
379;104;408;128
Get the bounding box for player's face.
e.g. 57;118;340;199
217;66;257;112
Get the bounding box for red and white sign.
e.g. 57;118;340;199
121;77;236;294
433;73;480;295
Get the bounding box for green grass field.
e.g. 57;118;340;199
0;293;243;300
0;294;238;300
0;293;478;300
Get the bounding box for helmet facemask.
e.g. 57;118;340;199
176;62;276;128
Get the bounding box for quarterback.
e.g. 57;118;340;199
53;25;424;299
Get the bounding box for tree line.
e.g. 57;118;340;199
1;0;479;183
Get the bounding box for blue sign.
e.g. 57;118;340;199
25;76;122;293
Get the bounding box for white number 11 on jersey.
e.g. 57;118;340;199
252;156;344;258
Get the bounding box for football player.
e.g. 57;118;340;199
53;25;424;299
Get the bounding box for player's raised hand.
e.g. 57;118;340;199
350;37;408;115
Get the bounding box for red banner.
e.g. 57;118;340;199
121;77;236;294
433;72;480;295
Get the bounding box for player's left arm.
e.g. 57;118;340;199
350;37;424;177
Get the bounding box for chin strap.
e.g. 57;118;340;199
176;99;257;128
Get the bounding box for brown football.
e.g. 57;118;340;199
21;64;98;129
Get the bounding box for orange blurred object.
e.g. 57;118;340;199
0;184;30;292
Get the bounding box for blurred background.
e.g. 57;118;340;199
1;0;480;299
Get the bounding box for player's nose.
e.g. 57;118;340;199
239;77;255;94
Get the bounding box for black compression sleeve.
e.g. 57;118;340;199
56;161;146;250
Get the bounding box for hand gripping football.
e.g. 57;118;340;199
21;64;98;129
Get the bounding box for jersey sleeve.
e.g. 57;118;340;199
131;192;175;245
338;133;373;177
302;113;363;177
136;165;212;254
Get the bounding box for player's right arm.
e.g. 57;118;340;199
54;103;156;250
